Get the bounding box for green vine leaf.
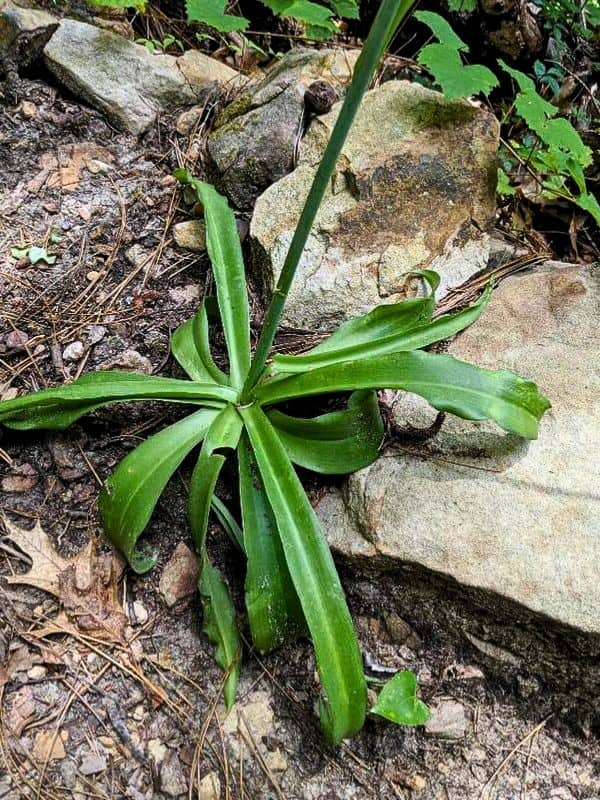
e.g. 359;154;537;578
370;671;430;726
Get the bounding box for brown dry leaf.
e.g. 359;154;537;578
6;686;36;735
46;143;114;192
32;729;67;762
2;515;127;642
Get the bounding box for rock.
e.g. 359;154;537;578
160;750;187;797
130;601;148;626
0;3;58;68
176;49;244;92
208;47;359;208
198;772;221;800
318;261;600;634
176;105;204;136
222;690;274;756
168;285;200;305
33;729;67;762
79;754;107;776
43;21;229;135
5;329;28;350
148;738;167;764
85;325;107;345
62;341;85;361
1;463;38;493
27;665;47;679
159;542;199;607
251;79;498;330
425;700;468;740
100;348;153;374
172;220;206;252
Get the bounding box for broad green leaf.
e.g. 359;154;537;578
175;173;250;389
239;405;366;743
418;43;499;99
267;390;383;474
188;405;242;553
370;671;430;726
325;0;359;19
272;284;490;374
211;495;244;551
256;350;551;440
261;0;336;30
239;434;305;652
27;246;56;265
99;408;220;573
0;372;234;430
497;167;516;196
447;0;477;11
198;554;242;709
171;300;228;385
576;192;600;225
414;10;467;50
186;0;248;31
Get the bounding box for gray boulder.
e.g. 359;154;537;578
44;20;241;135
207;47;359;208
0;2;58;71
251;79;499;330
317;261;600;634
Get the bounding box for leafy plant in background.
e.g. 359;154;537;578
415;11;600;225
88;0;359;40
1;0;551;742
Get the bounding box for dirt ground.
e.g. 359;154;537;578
0;74;599;800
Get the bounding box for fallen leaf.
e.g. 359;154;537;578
6;686;36;735
2;516;127;641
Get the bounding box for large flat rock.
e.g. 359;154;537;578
251;79;499;330
318;261;600;634
44;20;239;135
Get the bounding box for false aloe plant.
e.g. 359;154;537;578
0;0;550;743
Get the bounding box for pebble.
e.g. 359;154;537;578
176;105;205;136
86;270;101;282
198;772;221;800
27;666;47;679
62;341;85;361
5;329;28;350
85;325;107;345
160;750;188;797
159;542;199;607
101;349;152;374
425;700;468;740
130;601;149;625
172;220;206;252
79;753;107;776
148;738;168;764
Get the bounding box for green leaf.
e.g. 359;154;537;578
99;408;220;573
370;671;430;726
176;175;251;389
188;405;242;553
198;553;241;710
186;0;248;31
418;43;499;99
256;350;551;440
414;10;467;50
211;495;244;551
497;167;516;196
447;0;477;11
576;191;600;225
238;434;306;652
325;0;359;19
267;390;383;474
0;372;234;430
261;0;336;30
88;0;146;9
10;245;29;259
239;404;366;744
171;300;229;385
272;283;490;374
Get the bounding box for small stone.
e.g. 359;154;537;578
101;349;152;374
148;738;168;764
5;329;28;350
86;270;101;282
130;601;149;626
264;750;288;773
1;386;19;401
198;772;221;800
19;101;37;118
425;700;468;740
176;105;205;136
79;754;107;776
168;285;200;305
305;80;338;114
85;325;107;344
132;704;145;721
172;220;206;252
383;612;421;649
125;244;152;269
159;542;199;608
27;666;47;679
62;341;85;361
33;730;66;762
160;750;188;797
2;463;38;493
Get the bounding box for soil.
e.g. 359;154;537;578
0;71;599;800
